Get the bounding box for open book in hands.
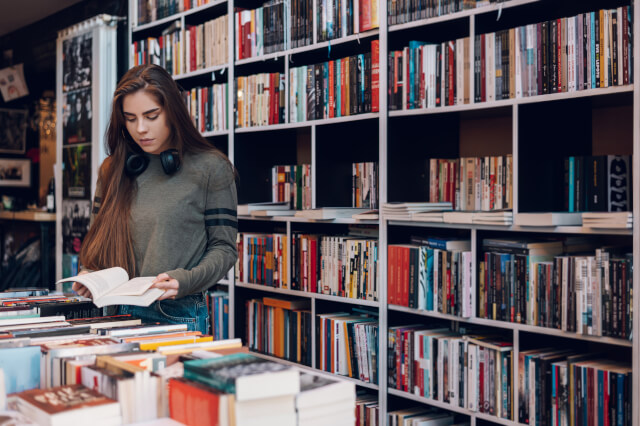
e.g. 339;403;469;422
56;267;165;308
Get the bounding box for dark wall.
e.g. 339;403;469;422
0;0;128;204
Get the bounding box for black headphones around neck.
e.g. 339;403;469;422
125;149;181;177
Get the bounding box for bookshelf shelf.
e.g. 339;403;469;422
388;0;542;33
290;29;380;56
128;0;640;423
201;129;230;138
217;279;230;285
388;304;633;347
388;85;634;118
234;29;380;67
251;351;380;390
234;113;380;133
174;64;228;81
234;51;285;66
132;0;228;32
387;219;634;235
236;281;380;307
238;215;379;225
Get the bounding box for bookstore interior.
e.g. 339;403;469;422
0;0;637;424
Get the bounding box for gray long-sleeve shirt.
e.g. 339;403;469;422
93;150;238;298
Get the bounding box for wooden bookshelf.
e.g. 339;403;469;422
128;0;640;424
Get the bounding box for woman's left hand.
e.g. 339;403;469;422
151;273;180;300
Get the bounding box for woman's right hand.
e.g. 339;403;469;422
72;270;92;298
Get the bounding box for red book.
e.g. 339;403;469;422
448;41;455;106
371;40;380;112
309;237;318;293
388;245;396;305
402;246;410;307
190;25;197;72
557;18;562;92
341;57;346;116
329;60;335;118
169;378;225;426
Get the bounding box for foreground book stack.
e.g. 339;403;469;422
0;298;357;425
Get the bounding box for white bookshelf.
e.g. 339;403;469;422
127;1;640;424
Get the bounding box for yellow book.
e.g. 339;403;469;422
600;9;605;88
157;338;243;355
139;335;213;351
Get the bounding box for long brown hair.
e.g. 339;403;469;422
80;64;231;276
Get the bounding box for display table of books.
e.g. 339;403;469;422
0;290;356;426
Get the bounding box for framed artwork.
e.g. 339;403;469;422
0;109;28;154
0;158;31;187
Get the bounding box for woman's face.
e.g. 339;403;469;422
122;90;171;155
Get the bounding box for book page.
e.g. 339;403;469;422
56;267;129;301
107;277;156;297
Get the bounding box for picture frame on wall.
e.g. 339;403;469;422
0;158;31;187
0;108;28;154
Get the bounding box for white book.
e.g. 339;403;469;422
515;212;583;227
56;268;162;308
295;208;369;220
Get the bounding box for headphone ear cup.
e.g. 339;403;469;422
125;153;150;177
160;149;181;175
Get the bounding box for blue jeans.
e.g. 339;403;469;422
118;293;209;334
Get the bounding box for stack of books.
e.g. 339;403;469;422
382;202;452;220
582;211;633;228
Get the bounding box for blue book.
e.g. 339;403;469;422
568;156;575;212
0;346;41;393
616;372;624;426
598;369;604;426
222;297;229;339
426;248;434;311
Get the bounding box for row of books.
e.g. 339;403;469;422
389;38;471;109
389;327;513;419
316;0;379;43
236;232;380;301
236;71;286;127
131;15;229;77
480;241;633;339
356;392;379;425
272;164;312;210
353;161;379;209
318;311;379;384
235;1;287;60
289;41;380;122
181;83;229;133
388;6;634;111
388;238;472;317
245;297;312;366
136;0;215;25
564;155;631;213
429;156;513;212
387;0;504;26
474;7;634;102
518;349;632;426
237;233;289;287
388;407;468;425
210;291;229;340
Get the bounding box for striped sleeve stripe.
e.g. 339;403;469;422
204;208;236;217
92;206;100;214
205;218;238;228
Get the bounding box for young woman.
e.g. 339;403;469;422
74;64;237;333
